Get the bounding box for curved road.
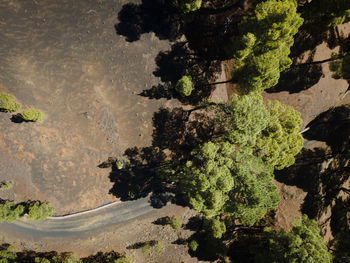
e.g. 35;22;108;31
1;197;153;237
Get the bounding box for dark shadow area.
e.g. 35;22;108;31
140;41;222;104
115;0;183;42
184;215;202;231
266;4;349;94
106;146;166;201
172;238;188;245
126;240;158;250
101;107;216;204
152;216;169;226
276;106;350;235
10;113;25;123
303;105;350;152
267;52;323;94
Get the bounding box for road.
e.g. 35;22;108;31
0;197;153;237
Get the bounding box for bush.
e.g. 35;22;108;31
21;109;43;122
0;181;13;190
0;93;21;112
154;241;162;254
141;244;150;256
179;0;202;13
169;216;182;230
188;240;199;252
26;201;54;220
0;201;25;223
175;76;194;97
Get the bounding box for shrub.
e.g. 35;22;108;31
0;93;21;112
188;240;199;252
175;76;194;97
154;241;162;254
0;244;17;262
0;181;13;190
21;109;43;122
169;216;182;230
141;244;150;256
179;0;202;13
26;201;54;220
114;255;131;263
0;201;25;223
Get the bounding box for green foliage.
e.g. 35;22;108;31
221;93;270;147
203;218;226;239
21;109;43;122
188;240;199;252
181;141;279;226
230;0;303;92
26;201;54;220
0;93;21;112
0;181;13;190
256;100;303;169
303;0;350;28
169;216;182;230
0;201;25;223
333;232;350;263
114;255;131;263
255;215;332;263
154;241;162;254
175;75;194;97
35;258;51;263
141;244;150;256
0;245;17;263
179;0;202;13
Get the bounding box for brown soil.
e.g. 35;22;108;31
0;0;179;215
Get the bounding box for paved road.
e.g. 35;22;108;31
0;197;153;237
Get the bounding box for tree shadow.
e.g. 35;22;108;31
303;105;350;152
101;107;216;204
126;240;158;250
115;0;183;42
266;9;348;94
267;51;323;94
152;216;169;226
139;42;222;104
10;113;25;123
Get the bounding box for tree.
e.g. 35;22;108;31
27;201;54;220
0;93;21;112
181;141;279;226
169;216;182;230
179;0;202;13
0;201;25;223
330;53;350;82
0;181;13;190
219;93;270;148
302;0;350;28
0;244;17;263
21;109;43;122
175;75;194;97
256;100;304;170
254;215;332;263
203;217;226;239
333;232;350;263
229;0;303;92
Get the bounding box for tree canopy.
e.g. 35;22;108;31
229;0;303;92
254;215;332;263
256;100;304;170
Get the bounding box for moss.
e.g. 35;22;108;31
0;93;21;112
21;109;43;122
